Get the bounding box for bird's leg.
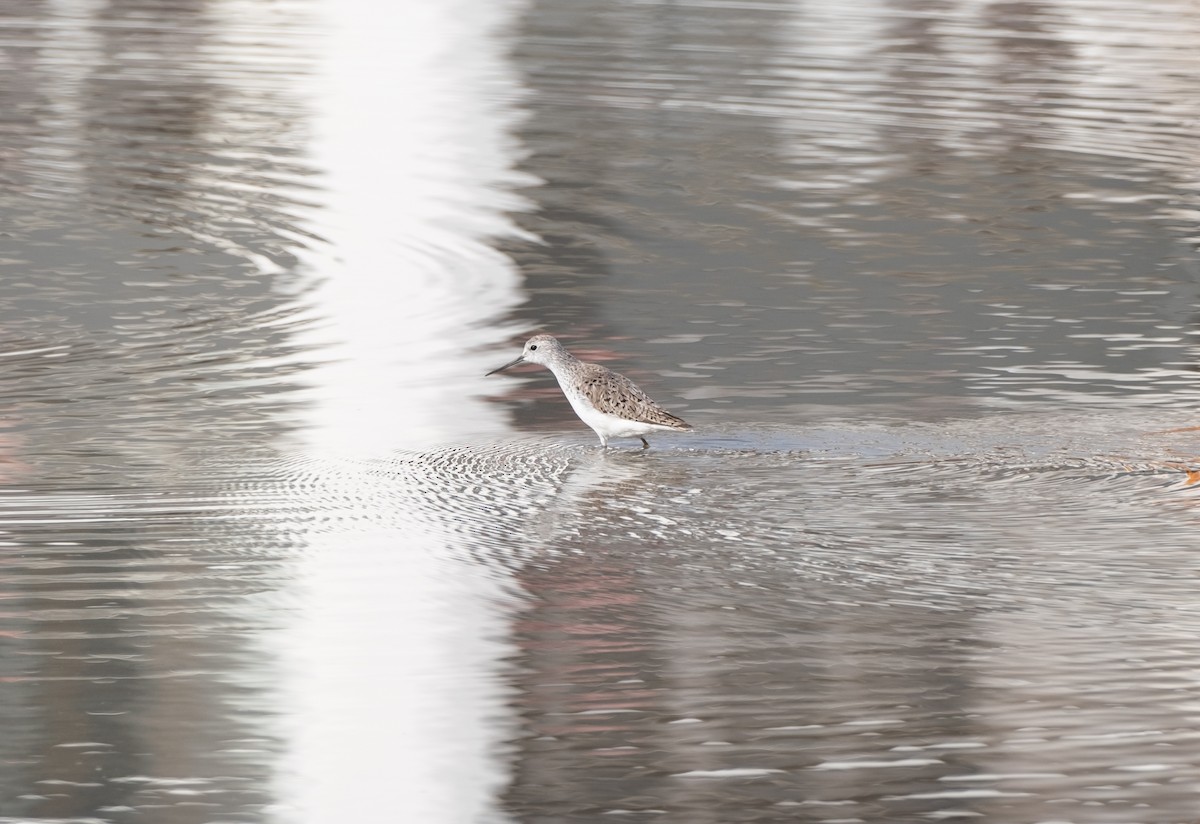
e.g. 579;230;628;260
639;437;650;449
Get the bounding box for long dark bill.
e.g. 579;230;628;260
485;355;525;376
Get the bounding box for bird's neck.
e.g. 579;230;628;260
546;352;578;371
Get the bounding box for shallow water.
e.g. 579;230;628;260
3;1;1200;822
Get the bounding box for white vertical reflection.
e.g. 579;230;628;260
246;0;532;821
277;527;521;824
291;0;534;456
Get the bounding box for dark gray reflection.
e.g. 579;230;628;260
493;0;1200;821
0;0;320;820
496;0;1200;427
497;0;811;427
490;424;1200;822
0;512;290;821
0;0;319;486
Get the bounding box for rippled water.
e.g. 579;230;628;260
3;0;1200;822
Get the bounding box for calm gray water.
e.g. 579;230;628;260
3;1;1200;822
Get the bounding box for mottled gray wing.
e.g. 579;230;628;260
578;364;692;429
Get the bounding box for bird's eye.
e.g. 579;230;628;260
529;344;538;351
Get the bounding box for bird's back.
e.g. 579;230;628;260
571;362;691;430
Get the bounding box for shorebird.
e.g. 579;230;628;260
487;334;693;448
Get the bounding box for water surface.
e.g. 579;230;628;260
2;1;1200;822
